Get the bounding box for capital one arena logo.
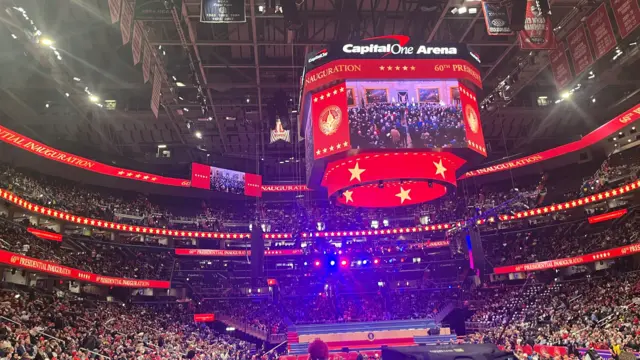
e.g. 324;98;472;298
319;105;342;136
465;104;480;133
342;35;458;57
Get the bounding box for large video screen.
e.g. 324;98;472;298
346;80;465;150
190;163;262;197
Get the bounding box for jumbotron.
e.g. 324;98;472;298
342;44;459;55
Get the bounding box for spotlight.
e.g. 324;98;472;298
468;7;477;13
314;260;321;267
39;37;54;46
357;260;362;265
176;82;186;87
89;95;100;103
330;260;336;266
458;6;467;13
340;260;348;266
363;260;368;265
195;131;203;139
560;91;571;99
303;261;308;266
374;259;380;264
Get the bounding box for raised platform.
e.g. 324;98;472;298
287;319;453;354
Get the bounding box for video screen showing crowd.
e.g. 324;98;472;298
347;80;466;150
210;167;246;195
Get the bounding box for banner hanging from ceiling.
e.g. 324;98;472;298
200;0;246;23
567;25;594;76
108;0;122;23
518;0;557;50
549;45;573;89
120;0;134;45
610;0;640;39
133;0;183;20
142;42;152;83
481;2;514;36
586;3;617;60
150;66;162;118
132;21;144;65
270;118;291;143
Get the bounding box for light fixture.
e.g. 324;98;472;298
183;107;189;112
176;82;186;87
172;76;177;81
45;103;50;108
11;34;17;39
65;92;69;97
468;7;477;13
195;131;203;139
157;144;167;149
592;98;596;103
450;7;458;14
73;77;81;82
560;91;571;99
458;6;468;13
89;95;100;103
39;37;54;46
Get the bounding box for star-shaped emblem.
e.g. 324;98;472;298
379;66;385;71
314;98;318;102
387;66;393;70
333;90;338;95
348;162;366;182
410;66;416;70
402;66;408;70
395;66;400;70
343;190;354;203
434;159;447;179
396;187;412;204
339;87;344;92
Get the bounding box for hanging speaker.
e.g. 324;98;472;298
509;0;527;32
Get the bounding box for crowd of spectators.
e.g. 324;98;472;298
0;289;257;360
0;216;173;280
466;271;640;353
348;102;465;149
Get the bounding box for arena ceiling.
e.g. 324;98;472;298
0;0;639;180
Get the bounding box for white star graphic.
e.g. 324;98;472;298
348;162;366;182
339;87;344;92
320;95;324;100
333;90;338;95
402;66;408;70
316;150;321;155
343;141;348;147
329;145;335;151
395;66;400;70
326;92;331;98
323;148;328;153
343;190;354;203
387;66;393;70
336;143;342;149
434;159;447;179
379;66;385;71
396;187;412;204
314;98;318;103
410;66;416;71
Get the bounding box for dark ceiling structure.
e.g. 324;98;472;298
0;0;639;181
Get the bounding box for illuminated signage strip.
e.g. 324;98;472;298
2;180;639;240
462;103;640;179
175;249;304;256
27;228;62;242
193;314;215;322
0;187;249;240
494;240;640;274
0;249;170;288
587;209;628;224
0;124;190;187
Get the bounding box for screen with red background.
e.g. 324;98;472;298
190;163;262;197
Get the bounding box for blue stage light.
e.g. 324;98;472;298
330;260;336;266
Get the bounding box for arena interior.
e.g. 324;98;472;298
0;0;640;359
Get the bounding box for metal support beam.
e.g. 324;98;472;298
248;0;265;126
152;40;515;46
426;5;449;42
179;5;229;153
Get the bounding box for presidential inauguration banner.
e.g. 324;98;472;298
200;0;246;23
459;83;487;156
311;82;350;160
132;21;144;65
481;2;514;36
518;0;557;50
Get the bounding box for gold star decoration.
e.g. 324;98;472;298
343;190;354;203
348;162;366;182
434;159;447;179
395;187;412;204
